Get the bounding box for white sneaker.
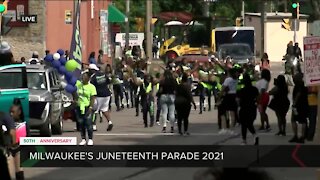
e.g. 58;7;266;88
79;139;86;145
93;125;97;131
241;141;247;145
218;129;227;135
87;139;93;146
156;122;160;126
227;130;237;136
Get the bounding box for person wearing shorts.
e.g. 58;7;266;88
256;69;271;131
219;68;238;135
89;64;113;131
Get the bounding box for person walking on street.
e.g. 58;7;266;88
219;68;238;135
138;75;155;127
175;73;196;136
73;71;97;145
159;70;177;133
256;69;271;131
237;74;259;145
155;73;162;126
307;86;318;141
289;73;309;143
113;64;125;111
105;64;113;111
89;64;114;132
268;75;290;136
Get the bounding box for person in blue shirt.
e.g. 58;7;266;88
88;51;97;64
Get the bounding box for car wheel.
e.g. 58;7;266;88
52;114;63;135
40;118;52;137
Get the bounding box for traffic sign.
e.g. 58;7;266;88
303;36;320;86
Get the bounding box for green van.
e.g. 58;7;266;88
0;64;29;124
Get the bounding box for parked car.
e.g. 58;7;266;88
3;65;67;136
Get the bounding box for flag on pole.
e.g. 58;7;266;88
69;0;82;77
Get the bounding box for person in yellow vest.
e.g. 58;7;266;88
306;86;318;141
138;74;155;127
197;64;209;114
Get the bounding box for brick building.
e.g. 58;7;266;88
3;0;125;64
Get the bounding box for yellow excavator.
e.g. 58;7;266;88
160;15;255;62
159;17;216;60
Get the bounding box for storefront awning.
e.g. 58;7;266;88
108;4;127;23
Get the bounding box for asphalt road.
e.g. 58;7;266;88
23;62;318;180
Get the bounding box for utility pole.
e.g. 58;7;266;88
260;1;266;56
242;0;245;26
125;0;130;50
146;0;152;73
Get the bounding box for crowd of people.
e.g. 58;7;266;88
75;49;318;146
0;39;318;179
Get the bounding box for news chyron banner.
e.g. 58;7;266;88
20;145;320;167
69;0;82;78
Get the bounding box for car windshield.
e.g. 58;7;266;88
219;45;252;58
27;72;47;90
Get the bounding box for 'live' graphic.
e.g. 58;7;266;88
21;15;37;23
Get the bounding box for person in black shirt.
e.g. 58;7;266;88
113;63;125;111
137;75;155;127
175;73;196;135
237;73;259;145
289;73;309;143
89;64;113;131
0;112;16;180
159;70;177;133
294;43;302;59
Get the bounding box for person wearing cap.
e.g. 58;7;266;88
0;41;15;66
89;64;114;132
28;51;41;65
73;71;97;146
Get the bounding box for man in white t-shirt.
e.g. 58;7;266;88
219;68;238;135
223;77;237;94
255;78;269;93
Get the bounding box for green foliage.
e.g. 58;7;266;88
112;0;320;33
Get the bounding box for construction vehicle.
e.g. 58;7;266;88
159;17;215;61
160;19;255;62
